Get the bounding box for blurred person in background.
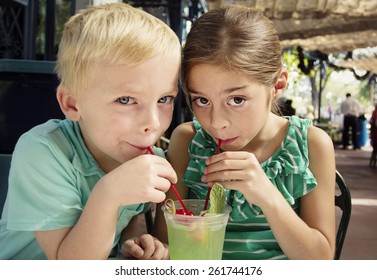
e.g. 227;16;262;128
369;104;377;167
305;105;315;121
340;93;362;150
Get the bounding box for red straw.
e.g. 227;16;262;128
147;147;192;215
215;139;222;155
203;139;222;210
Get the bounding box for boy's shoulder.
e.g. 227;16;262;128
15;119;78;161
19;119;73;144
13;118;101;177
26;119;65;135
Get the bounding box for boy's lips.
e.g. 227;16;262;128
128;143;153;152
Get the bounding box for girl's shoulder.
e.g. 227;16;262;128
307;124;334;158
283;116;333;157
262;116;315;170
170;121;196;143
287;115;312;134
277;116;312;152
168;121;196;157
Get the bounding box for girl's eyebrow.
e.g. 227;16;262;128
187;88;201;95
223;85;249;94
189;85;249;95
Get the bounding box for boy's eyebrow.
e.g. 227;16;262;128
110;86;179;96
164;86;180;95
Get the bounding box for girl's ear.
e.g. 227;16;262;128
273;69;289;99
56;86;80;121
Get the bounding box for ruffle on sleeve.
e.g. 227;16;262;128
228;116;317;221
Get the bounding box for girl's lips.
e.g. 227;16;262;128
218;137;237;145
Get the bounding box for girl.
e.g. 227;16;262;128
155;5;336;260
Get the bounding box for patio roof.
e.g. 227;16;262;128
208;0;377;73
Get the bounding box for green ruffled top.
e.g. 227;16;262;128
183;116;317;259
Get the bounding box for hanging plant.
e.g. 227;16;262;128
297;46;315;75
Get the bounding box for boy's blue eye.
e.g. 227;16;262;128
117;96;135;105
158;96;174;104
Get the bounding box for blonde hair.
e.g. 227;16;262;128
56;3;181;98
182;5;282;112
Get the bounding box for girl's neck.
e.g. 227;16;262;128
244;115;288;163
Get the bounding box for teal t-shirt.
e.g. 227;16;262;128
0;119;157;259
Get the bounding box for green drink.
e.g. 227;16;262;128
162;199;231;260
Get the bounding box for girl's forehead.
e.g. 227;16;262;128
189;66;262;89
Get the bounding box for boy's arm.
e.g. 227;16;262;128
121;215;147;243
34;182;120;259
33;154;175;260
153;122;195;243
12;135;122;260
120;213;172;260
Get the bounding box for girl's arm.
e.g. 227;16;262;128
202;123;336;259
262;125;336;259
153;122;195;243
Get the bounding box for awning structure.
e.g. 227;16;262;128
336;56;377;74
208;0;377;73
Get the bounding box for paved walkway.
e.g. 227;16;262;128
335;145;377;260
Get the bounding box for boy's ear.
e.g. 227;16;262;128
273;69;289;99
56;86;80;121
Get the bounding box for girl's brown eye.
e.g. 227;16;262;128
192;97;209;106
229;97;245;106
199;97;209;105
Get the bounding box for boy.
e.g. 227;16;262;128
0;3;180;259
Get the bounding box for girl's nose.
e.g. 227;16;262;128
210;107;229;131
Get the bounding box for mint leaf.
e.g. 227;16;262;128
207;183;226;214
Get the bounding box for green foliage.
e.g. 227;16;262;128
359;79;372;102
282;48;375;114
55;1;72;46
282;49;303;79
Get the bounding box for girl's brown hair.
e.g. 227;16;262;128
182;5;283;112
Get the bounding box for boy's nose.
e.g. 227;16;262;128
140;106;160;133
